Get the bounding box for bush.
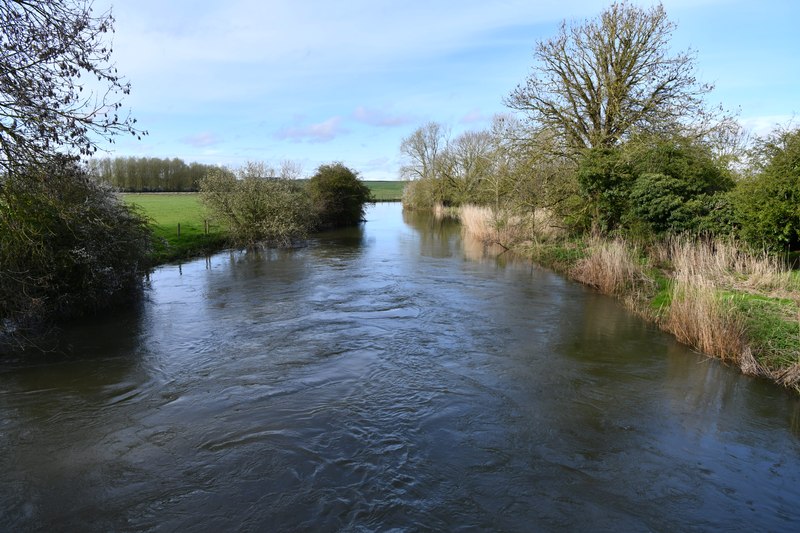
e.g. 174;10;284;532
0;157;152;337
732;127;800;252
307;163;372;228
576;147;634;233
200;167;313;247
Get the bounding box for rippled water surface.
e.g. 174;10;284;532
2;203;800;531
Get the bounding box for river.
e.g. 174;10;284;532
1;202;799;531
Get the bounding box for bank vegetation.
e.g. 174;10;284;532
400;2;800;391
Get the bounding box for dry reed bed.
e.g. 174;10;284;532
456;205;800;391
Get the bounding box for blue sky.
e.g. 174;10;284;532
95;0;799;179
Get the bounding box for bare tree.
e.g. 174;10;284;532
440;129;493;205
506;2;717;152
400;122;448;181
0;0;143;174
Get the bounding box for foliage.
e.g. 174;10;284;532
732;126;800;251
199;164;313;247
307;163;372;228
0;158;152;336
0;0;144;173
576;147;633;232
90;157;223;192
506;2;722;153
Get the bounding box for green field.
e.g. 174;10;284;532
123;193;228;263
124;181;405;262
362;180;406;201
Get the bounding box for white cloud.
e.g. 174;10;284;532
740;115;796;137
182;131;222;148
275;117;347;142
460;109;488;125
353;106;413;127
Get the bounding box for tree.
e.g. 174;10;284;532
732;126;800;251
307;162;372;228
439;130;494;206
199;163;313;248
0;157;151;337
0;0;143;174
400;122;449;205
506;2;717;153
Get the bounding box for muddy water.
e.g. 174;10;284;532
1;202;799;531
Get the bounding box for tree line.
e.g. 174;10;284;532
400;2;799;254
89;157;223;192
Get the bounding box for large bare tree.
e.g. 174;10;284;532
506;2;714;152
0;0;143;174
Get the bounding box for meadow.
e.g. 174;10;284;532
123;181;406;262
361;180;406;201
123;193;228;263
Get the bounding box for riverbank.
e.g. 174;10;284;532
447;204;800;392
124;182;406;264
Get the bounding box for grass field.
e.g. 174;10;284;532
123;181;406;262
123;193;228;263
362;180;406;201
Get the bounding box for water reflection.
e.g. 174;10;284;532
1;203;800;531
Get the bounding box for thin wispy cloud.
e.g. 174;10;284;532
275;117;347;143
182;131;222;148
460;109;487;125
353;107;413;128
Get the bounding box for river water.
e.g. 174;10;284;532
1;202;800;531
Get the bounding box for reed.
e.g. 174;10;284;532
664;274;750;367
571;237;652;298
664;236;799;300
457;204;564;247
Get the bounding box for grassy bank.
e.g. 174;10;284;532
123;193;228;263
449;204;800;393
124;181;405;263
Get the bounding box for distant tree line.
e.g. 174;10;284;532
89;157;224;192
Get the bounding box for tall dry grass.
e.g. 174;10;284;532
571;237;652;298
662;236;799;300
657;236;800;377
457;204;564;246
458;205;523;246
664;275;750;367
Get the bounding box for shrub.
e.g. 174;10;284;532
732;127;800;252
307;163;372;228
402;178;436;210
200;167;313;247
0;157;152;337
576;147;634;233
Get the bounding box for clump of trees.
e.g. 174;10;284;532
1;157;151;336
1;0;149;344
89;157;221;192
732;127;800;252
200;162;314;247
307;162;373;228
400;1;798;255
200;161;371;248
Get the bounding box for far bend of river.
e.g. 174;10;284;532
2;203;800;532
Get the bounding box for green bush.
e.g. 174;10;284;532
0;158;152;336
199;169;313;247
732;127;800;252
576;147;634;232
307;163;372;228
